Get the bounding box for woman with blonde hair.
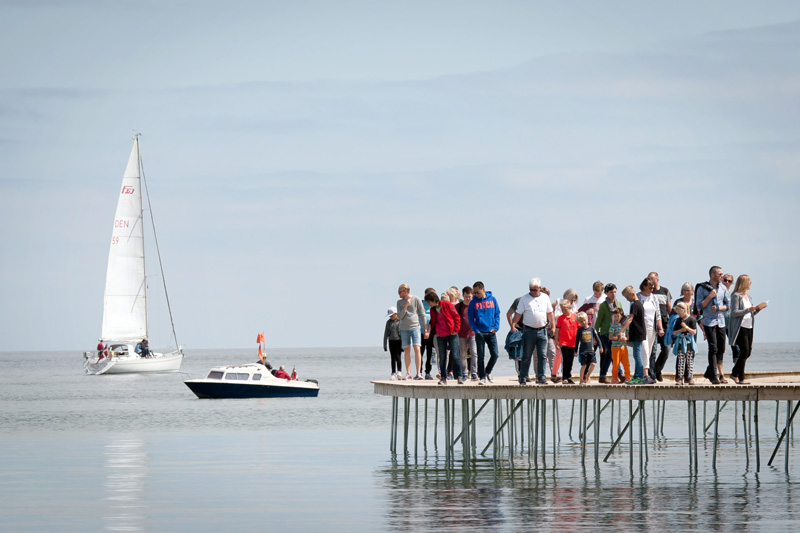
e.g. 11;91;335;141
729;274;767;384
447;286;461;303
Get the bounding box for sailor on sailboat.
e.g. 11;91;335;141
83;135;184;375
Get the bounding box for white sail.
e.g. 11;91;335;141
101;138;147;342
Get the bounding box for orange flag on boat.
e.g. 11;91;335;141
256;332;265;343
258;344;264;363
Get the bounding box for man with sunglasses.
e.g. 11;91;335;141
696;266;731;384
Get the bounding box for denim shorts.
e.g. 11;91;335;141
400;328;421;349
579;352;597;366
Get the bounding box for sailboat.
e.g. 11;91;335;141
83;135;184;375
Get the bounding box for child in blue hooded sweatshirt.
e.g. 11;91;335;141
467;281;501;384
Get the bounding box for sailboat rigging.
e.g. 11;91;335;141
83;135;184;374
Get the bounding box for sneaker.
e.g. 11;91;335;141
448;373;454;380
437;379;446;386
471;373;479;381
396;372;403;380
626;377;643;385
644;376;656;385
424;373;433;380
537;377;548;385
457;377;465;385
675;380;682;386
688;378;696;385
487;374;494;383
526;376;532;383
404;374;411;381
519;380;528;386
479;378;486;385
390;374;397;381
414;374;424;380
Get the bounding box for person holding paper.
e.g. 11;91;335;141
728;274;767;384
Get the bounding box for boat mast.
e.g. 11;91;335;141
139;135;181;351
135;134;148;342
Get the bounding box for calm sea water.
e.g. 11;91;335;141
1;344;799;531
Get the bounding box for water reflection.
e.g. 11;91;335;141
377;442;798;531
103;435;148;532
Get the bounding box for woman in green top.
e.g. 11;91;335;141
595;283;623;383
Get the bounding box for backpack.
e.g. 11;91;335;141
693;282;714;318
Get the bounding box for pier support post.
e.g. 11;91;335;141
434;399;438;449
424;399;428;450
712;400;720;470
741;400;749;470
533;399;539;469
390;396;398;453
552;400;557;466
755;400;760;472
687;400;693;474
638;400;644;474
414;398;419;461
768;400;799;468
629;400;634;472
604;403;640;462
581;399;587;466
541;395;547;465
569;399;575;439
692;400;699;474
403;398;410;456
594;399;600;465
443;396;450;466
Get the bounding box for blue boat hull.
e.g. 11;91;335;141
185;381;319;399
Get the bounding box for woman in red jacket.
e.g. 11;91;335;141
424;292;464;385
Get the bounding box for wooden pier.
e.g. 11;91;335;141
373;371;800;474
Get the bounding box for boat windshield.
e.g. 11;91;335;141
207;371;224;379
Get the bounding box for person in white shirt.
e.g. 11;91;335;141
510;278;555;386
636;277;664;378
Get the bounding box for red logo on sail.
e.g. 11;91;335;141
121;186;135;194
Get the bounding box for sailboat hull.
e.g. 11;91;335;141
84;351;183;375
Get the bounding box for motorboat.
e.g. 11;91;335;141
83;135;184;375
184;363;320;399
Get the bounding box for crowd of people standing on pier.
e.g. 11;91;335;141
383;266;767;387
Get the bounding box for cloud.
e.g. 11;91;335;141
2;13;800;350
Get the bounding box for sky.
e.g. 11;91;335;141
1;1;799;351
